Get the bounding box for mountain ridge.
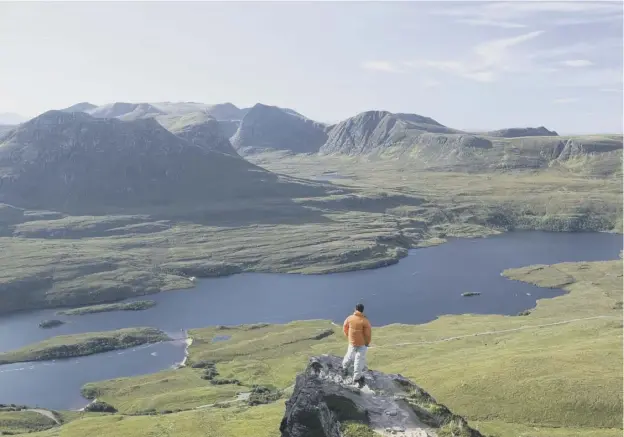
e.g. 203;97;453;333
0;110;325;213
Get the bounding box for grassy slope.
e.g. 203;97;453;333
0;411;57;434
0;327;169;365
27;259;621;437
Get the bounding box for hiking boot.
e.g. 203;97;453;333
355;376;366;388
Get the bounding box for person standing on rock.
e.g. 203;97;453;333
341;303;372;387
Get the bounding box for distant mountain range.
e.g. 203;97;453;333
0;110;325;213
52;100;589;156
1;100;618;187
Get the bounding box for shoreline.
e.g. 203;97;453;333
0;229;621;319
177;332;193;368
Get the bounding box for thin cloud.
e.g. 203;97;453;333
455;18;527;29
405;31;544;83
553;97;579;104
561;59;594;68
532;42;597;60
422;79;442;88
431;1;623;27
361;61;402;73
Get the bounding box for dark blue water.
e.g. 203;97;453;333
0;231;621;410
0;340;186;410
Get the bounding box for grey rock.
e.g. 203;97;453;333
279;355;483;437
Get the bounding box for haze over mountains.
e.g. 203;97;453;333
0;112;30;125
0;99;620;215
64;99;620;174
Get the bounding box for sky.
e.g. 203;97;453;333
0;1;622;134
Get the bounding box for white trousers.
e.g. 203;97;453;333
342;345;367;380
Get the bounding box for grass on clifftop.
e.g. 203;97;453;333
0;327;169;365
57;300;157;316
24;258;620;437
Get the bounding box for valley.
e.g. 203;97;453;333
0;100;621;437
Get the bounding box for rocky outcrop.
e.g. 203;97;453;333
280;355;483;437
231;104;328;154
84;401;117;413
485;126;558;138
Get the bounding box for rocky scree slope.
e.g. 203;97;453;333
280;355;483;437
0;111;324;213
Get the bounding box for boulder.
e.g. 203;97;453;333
279;355;483;437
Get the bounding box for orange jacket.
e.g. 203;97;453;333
343;311;372;347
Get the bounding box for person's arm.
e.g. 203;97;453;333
343;317;350;338
364;320;372;346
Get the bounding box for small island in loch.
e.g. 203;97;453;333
38;319;65;329
0;327;170;365
56;300;157;316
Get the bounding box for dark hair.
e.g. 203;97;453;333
355;303;364;313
